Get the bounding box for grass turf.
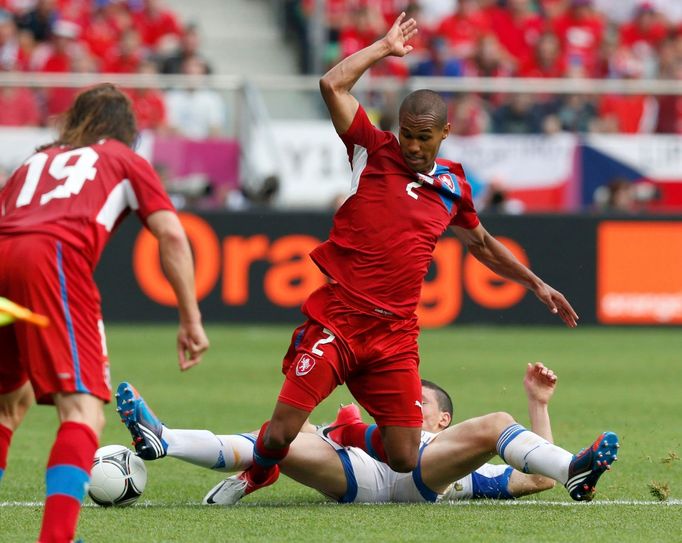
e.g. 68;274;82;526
2;324;681;542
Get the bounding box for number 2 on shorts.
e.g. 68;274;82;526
311;328;335;356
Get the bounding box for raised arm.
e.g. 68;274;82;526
319;12;417;134
504;362;558;497
450;223;579;327
523;362;556;442
146;210;209;370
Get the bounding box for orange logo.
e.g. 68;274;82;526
598;222;682;324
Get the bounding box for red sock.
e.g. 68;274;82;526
337;423;388;463
0;424;13;484
38;421;98;543
251;421;289;485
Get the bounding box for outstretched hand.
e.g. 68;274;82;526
177;322;209;371
523;362;557;405
533;282;579;327
382;12;418;57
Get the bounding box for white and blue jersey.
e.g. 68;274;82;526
324;431;514;503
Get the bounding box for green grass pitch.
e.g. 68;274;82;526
2;324;682;542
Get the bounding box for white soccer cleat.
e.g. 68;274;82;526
202;465;280;506
202;475;248;506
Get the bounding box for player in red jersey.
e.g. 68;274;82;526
208;13;579;506
0;84;209;543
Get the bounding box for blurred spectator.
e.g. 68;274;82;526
15;0;58;42
415;0;458;32
597;47;659;133
539;0;569;22
33;18;84;71
436;0;491;61
126;59;167;132
101;27;144;73
164;55;226;139
620;2;669;50
132;0;181;53
338;3;385;58
82;3;121;61
479;181;526;214
102;0;134;35
593;179;634;211
593;177;660;212
464;34;515;77
490;0;546;68
0;8;30;70
0;85;41;126
160;22;212;74
35;19;91;119
411;35;463;76
448;93;490;135
58;0;91;29
552;0;605;76
492;93;546;133
554;94;599;132
598;93;658;134
655;53;682;133
519;31;566;77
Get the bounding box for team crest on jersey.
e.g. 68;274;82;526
295;355;316;376
438;173;455;191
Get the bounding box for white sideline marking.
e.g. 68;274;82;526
2;499;682;507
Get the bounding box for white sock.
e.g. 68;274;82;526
161;427;255;472
497;423;573;484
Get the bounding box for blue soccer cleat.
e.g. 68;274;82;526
116;382;167;461
566;431;619;501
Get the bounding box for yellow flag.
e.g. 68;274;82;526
0;297;50;328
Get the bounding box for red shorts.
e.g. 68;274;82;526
0;235;111;404
279;284;422;427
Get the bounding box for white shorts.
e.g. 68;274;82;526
324;433;438;503
325;434;514;503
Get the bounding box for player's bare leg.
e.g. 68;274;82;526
279;433;348;500
420;412;515;493
419;412;618;501
38;393;103;543
0;381;34;486
379;426;421;473
0;381;34;431
265;401;312;449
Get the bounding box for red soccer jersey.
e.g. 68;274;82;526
310;106;479;319
0;139;174;266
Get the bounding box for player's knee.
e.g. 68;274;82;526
0;402;25;431
488;411;516;434
264;423;297;450
474;412;516;449
386;451;419;473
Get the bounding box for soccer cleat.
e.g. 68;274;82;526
317;403;364;444
565;431;619;501
202;465;280;506
115;382;167;461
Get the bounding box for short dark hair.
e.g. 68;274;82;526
421;379;454;420
44;83;137;150
399;89;448;127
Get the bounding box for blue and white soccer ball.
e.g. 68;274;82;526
88;445;147;507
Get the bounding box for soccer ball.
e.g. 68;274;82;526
88;445;147;507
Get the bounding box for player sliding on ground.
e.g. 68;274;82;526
117;363;618;503
224;10;580;506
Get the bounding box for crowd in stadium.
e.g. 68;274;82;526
288;0;682;135
1;0;682;136
0;0;219;134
